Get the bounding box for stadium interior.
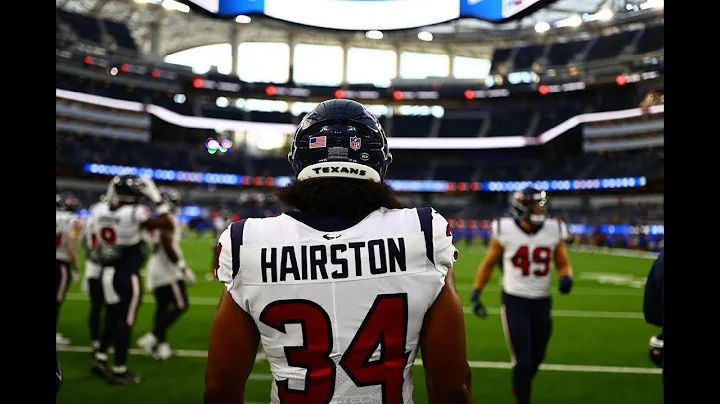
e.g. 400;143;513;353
56;0;664;402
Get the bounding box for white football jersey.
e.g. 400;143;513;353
147;214;185;289
217;207;457;404
493;217;568;299
90;202;151;247
83;202;103;279
56;210;80;262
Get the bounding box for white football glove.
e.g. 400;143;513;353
139;177;163;204
183;267;196;285
81;277;89;293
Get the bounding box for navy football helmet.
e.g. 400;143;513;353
159;186;181;209
288;99;392;182
56;192;80;212
510;187;548;226
109;174;144;204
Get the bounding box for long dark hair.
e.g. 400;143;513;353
275;178;403;218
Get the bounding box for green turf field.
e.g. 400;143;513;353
57;234;663;404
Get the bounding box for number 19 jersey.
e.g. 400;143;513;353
492;217;568;299
90;202;151;247
216;207;458;404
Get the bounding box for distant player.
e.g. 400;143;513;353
137;187;196;360
470;187;575;404
82;194;106;352
204;99;472;404
207;208;233;280
89;175;173;385
56;192;81;346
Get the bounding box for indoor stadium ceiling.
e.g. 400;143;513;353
57;0;613;57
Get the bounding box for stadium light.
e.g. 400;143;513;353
365;30;384;40
642;0;664;9
556;15;582;27
417;31;433;41
534;22;551;33
161;0;189;13
215;97;229;108
235;15;252;23
593;8;613;21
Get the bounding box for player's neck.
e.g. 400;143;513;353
519;220;536;233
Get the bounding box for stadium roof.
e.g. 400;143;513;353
57;0;641;58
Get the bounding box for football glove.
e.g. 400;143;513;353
648;334;663;368
470;289;489;319
139;177;162;204
183;267;197;285
81;276;89;294
559;275;573;295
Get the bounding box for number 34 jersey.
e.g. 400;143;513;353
216;207;458;404
492;217;568;299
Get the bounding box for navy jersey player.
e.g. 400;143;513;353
56;192;81;346
470;187;575;404
137;187;196;360
204;99;472;404
89;175;174;385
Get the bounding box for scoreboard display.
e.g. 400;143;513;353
183;0;548;30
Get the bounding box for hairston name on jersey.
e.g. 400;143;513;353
257;237;407;284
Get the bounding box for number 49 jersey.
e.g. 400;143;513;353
216;207;457;404
493;217;568;299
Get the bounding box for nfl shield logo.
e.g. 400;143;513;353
349;136;361;150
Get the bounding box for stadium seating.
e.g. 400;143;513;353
490;48;512;72
53;8;664;233
100;19;140;52
491;25;664;72
547;41;588;66
56;9;139;52
55;129;663;183
585;31;638;62
514;45;545;70
635;25;664;54
437;113;485;138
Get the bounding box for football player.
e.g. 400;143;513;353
82;194;106;353
204;99;473;404
207;208;233;280
89;175;174;385
56;192;81;346
137;187;196;360
470;187;575;404
643;249;664;378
